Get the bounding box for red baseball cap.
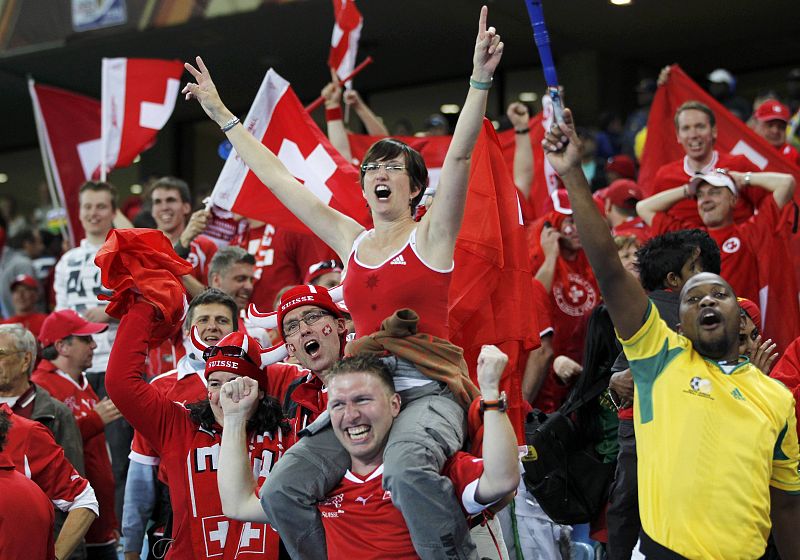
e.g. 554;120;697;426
606;155;637;180
737;297;762;333
277;285;343;337
39;310;108;347
10;274;38;291
754;99;790;123
204;331;268;394
606;179;643;211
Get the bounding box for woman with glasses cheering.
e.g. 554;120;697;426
183;5;503;341
106;309;289;560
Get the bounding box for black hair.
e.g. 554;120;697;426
360;138;429;215
568;305;622;446
327;354;396;394
7;228;37;250
186;394;288;434
186;288;239;331
636;229;721;292
0;409;10;451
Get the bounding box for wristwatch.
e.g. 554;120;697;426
480;391;508;413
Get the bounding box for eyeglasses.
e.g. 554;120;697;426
283;311;331;336
360;162;407;175
203;345;256;364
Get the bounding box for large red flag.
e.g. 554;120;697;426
328;0;363;84
210;69;371;233
449;119;540;441
29;80;102;246
348;108;557;220
639;65;800;191
101;58;184;175
640;65;800;352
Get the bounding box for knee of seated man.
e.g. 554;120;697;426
382;440;448;484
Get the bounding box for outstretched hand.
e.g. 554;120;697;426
322;68;344;109
542;108;583;176
182;56;230;125
748;335;779;373
472;5;504;82
220;377;261;422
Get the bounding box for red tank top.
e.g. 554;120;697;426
343;229;452;339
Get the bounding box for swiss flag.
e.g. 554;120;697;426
101;58;184;174
328;0;363;83
640;65;800;352
29;80;101;246
210;69;371;233
449;119;540;441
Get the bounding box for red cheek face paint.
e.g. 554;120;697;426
322;324;333;336
287;343;296;353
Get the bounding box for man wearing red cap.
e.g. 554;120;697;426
648;99;761;227
753;99;800;166
34;309;121;559
107;300;289;559
602;179;649;244
0;274;48;336
637;169;795;305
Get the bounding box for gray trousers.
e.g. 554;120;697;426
261;379;477;560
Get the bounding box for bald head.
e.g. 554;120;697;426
679;272;736;302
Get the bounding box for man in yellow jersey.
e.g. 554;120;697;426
541;107;800;560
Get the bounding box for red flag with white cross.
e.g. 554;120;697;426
328;0;363;84
100;58;184;176
210;69;371;233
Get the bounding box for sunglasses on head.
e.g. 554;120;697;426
203;345;255;364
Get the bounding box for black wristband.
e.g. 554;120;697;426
174;242;191;259
515;127;530;135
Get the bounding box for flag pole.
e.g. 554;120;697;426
523;0;564;124
28;78;72;246
100;59;108;181
305;56;373;113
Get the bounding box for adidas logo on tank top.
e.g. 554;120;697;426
390;255;407;265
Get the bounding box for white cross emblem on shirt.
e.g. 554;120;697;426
568;285;585;303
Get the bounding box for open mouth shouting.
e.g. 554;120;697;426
303;339;322;358
374;185;392;200
698;308;723;330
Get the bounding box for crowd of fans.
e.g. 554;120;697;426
2;6;800;559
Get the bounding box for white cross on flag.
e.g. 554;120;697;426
29;80;102;246
328;0;363;83
100;58;184;175
210;69;371;233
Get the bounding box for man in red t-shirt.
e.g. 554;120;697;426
648;100;761;226
637;169;795;306
531;190;600;412
34;310;121;557
0;274;48;336
218;346;518;560
753;99;800;167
